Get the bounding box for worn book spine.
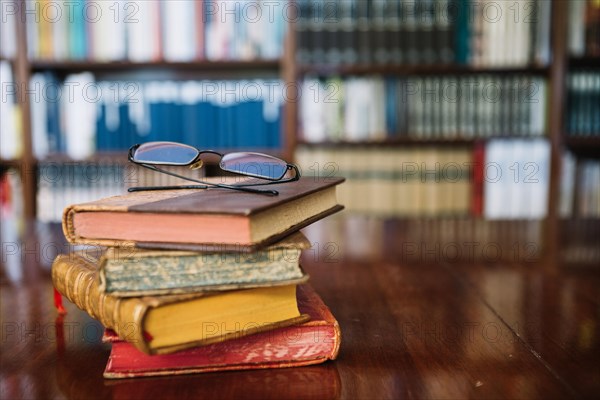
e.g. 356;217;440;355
103;285;341;378
96;232;310;296
51;253;154;354
52;253;310;355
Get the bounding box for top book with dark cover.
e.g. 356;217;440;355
62;177;344;251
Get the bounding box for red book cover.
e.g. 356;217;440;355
103;284;341;378
471;141;485;216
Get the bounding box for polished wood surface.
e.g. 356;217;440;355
1;216;599;399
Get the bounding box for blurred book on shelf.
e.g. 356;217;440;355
299;75;547;143
24;0;286;62
29;73;284;160
561;218;600;266
297;138;550;219
560;155;600;218
296;0;551;67
576;159;600;217
35;162;207;223
568;0;600;58
0;61;22;160
566;69;600;137
482;138;550;220
0;1;17;59
0;169;24;281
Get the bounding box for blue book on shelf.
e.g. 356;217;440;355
221;105;236;149
455;0;470;65
164;102;183;144
120;103;138;151
182;102;200;148
147;101;163;143
244;100;266;148
95;103;107;151
69;0;87;59
385;78;398;137
43;73;63;154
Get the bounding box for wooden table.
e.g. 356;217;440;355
1;216;599;399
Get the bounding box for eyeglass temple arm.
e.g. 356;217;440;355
128;164;279;196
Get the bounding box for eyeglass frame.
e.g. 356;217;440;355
127;143;301;196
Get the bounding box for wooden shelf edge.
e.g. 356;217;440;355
29;59;282;72
297;136;549;147
38;152;129;164
0;159;24;169
298;64;551;76
568;57;600;68
564;136;600;158
35;148;285;164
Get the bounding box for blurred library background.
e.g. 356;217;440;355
0;0;599;268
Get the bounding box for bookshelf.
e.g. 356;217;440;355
0;0;598;258
2;0;294;219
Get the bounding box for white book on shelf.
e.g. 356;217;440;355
517;0;531;66
300;78;327;142
240;0;268;59
24;0;38;59
568;0;586;56
162;0;197;61
90;0;127;61
480;0;496;66
127;1;161;62
526;139;550;219
0;1;16;59
484;140;508;219
322;78;343;140
469;1;483;66
206;0;233;60
369;78;387;140
508;139;527;218
344;79;370;141
0;61;20;160
63;73;97;160
51;2;68;60
530;77;547;136
29;73;49;159
535;0;552;65
559;151;576;218
259;0;283;59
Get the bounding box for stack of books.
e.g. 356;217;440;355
52;177;344;378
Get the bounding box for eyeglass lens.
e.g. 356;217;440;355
221;153;288;180
133;142;199;165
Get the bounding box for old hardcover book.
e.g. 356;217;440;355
62;177;344;251
103;284;341;378
93;232;311;296
52;253;309;355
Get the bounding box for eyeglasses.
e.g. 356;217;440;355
127;142;300;196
